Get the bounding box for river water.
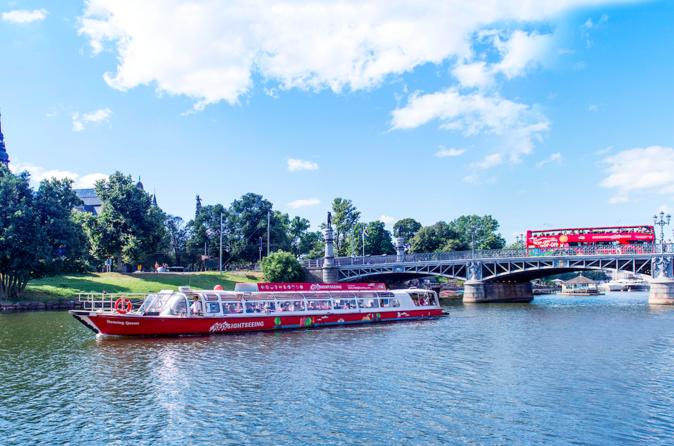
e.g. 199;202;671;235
0;292;673;445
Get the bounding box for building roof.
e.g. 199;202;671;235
564;274;597;285
74;188;103;215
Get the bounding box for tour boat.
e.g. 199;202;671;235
69;283;445;337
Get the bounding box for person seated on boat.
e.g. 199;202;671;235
190;296;203;316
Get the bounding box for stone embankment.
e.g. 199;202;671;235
0;300;84;312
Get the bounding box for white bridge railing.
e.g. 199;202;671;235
302;243;673;268
78;292;147;312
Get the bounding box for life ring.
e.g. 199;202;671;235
114;297;133;314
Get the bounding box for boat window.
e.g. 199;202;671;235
138;293;163;314
160;293;189;316
205;302;221;314
276;300;305;312
377;292;394;298
380;298;400;308
203;293;219;302
245;301;276;313
425;291;437;306
357;297;380;309
409;292;423;306
222;302;244;314
306;300;332;311
333;298;357;310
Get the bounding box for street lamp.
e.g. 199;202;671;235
654;211;671;251
515;233;524;249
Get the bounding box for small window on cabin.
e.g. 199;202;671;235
306;300;332;311
206;302;221;314
409;293;422;306
222;302;243;314
204;294;220;302
333;298;357;310
275;300;304;312
357;297;379;309
380;297;400;308
245;302;261;313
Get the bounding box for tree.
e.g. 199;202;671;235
331;198;361;256
408;222;461;253
186;204;228;264
165;215;188;265
226;193;274;262
449;215;506;250
362;221;395;255
84;172;168;270
261;250;304;282
0;167;44;299
34;178;89;274
393;218;422;243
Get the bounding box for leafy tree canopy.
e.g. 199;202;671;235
261;250;304;282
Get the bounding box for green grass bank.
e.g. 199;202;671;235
18;271;262;302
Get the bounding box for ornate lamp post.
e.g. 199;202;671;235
653;211;671;252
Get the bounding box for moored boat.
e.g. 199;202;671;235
70;282;445;337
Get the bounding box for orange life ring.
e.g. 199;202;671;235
114;297;133;314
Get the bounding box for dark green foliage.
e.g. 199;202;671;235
393;218;422;242
331;198;361;256
408;215;505;253
34;178;90;274
261;250;304;283
0;167;44;299
83;172;168;270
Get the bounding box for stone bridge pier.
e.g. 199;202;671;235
462;261;533;303
648;256;674;305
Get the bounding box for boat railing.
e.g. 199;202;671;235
77;292;147;312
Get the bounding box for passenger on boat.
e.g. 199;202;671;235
190;296;203;316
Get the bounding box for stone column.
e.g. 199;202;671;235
463;280;486;303
649;256;674;305
322;212;338;283
396;236;405;262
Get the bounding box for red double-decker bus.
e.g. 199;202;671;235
526;225;655;250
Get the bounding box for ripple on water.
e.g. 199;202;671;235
1;293;673;445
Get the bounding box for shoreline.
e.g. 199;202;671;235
0;300;84;313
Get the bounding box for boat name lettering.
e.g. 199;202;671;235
105;319;140;326
209;321;265;332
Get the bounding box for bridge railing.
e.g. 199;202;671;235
302;243;672;268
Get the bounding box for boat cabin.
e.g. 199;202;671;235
136;287;439;318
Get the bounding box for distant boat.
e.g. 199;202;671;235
599;271;650;292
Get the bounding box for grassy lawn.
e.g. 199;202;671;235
20;271;262;302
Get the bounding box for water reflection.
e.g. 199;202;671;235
1;292;673;445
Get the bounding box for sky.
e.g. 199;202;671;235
2;0;674;243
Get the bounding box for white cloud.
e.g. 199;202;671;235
536;152;562;168
72;108;112;132
1;9;47;24
78;1;631;109
452;61;492;89
391;88;548;166
378;215;396;226
471;153;503;170
9;162;107;188
288;198;320;208
600;146;674;203
435;146;465;158
494;30;553;79
287;158;319;172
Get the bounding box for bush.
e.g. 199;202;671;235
261;251;304;283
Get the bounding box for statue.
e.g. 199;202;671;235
327;211;332;227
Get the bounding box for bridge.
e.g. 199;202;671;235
303;216;674;305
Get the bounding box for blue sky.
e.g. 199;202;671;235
2;0;674;242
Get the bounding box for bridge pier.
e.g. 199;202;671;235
648;278;674;305
648;256;674;305
463;281;533;304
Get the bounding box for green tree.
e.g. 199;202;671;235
85;172;168;270
226;193;274;262
363;221;395;255
186;204;228;265
261;250;304;282
165;215;188;265
449;215;506;250
0;167;44;299
393;218;422;243
34;178;89;274
331;198;361;256
408;222;462;253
